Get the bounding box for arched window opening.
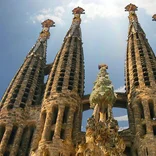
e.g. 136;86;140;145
138;101;145;119
136;33;139;39
68;86;73;91
63;106;69;123
133;68;137;73
56;86;62;92
113;108;129;131
124;146;131;156
146;148;148;156
142;124;146;136
52;106;58;125
143;68;147;72
153;126;156;136
46;92;50;98
134;81;139;86
42;111;47;128
0;125;5;142
8;126;18;145
145;81;150;86
148;100;155;119
60;129;65;140
19;102;26;108
26;126;35;156
18;127;28;155
152;68;156;80
47;131;54;141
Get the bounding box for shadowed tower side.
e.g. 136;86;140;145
0;19;54;156
31;7;85;156
125;4;156;156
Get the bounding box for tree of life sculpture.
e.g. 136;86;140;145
89;64;116;122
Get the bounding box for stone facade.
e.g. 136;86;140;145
125;4;156;156
0;19;55;156
0;4;156;156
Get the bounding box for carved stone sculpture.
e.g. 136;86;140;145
76;64;125;156
89;64;116;122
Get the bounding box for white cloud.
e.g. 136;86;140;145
68;0;126;19
135;0;156;15
54;7;65;17
67;0;156;20
118;126;129;131
30;1;156;24
115;86;125;93
31;6;65;25
114;115;128;122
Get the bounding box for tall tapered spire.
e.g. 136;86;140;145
44;7;85;99
125;4;156;94
0;19;55;156
65;7;84;39
125;4;156;156
31;7;85;156
28;19;55;58
0;19;55;110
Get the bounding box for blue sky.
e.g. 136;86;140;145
1;0;156;130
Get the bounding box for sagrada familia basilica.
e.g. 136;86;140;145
0;3;156;156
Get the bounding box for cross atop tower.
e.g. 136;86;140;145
71;6;85;25
125;4;138;23
72;6;85;14
39;19;55;41
41;19;55;28
152;14;156;21
125;3;138;12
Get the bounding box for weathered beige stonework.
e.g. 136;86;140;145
125;3;156;156
30;7;85;156
76;65;125;156
0;19;55;156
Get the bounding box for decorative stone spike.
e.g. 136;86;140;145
76;64;125;156
41;19;55;28
30;7;85;156
125;3;156;156
125;4;138;23
0;19;54;155
72;6;85;14
125;3;138;12
39;19;55;41
89;64;116;122
152;14;156;21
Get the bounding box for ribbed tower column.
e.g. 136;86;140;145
0;19;55;156
125;4;156;156
31;7;85;156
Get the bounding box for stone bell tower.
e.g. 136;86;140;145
31;7;85;156
0;19;55;155
125;3;156;156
